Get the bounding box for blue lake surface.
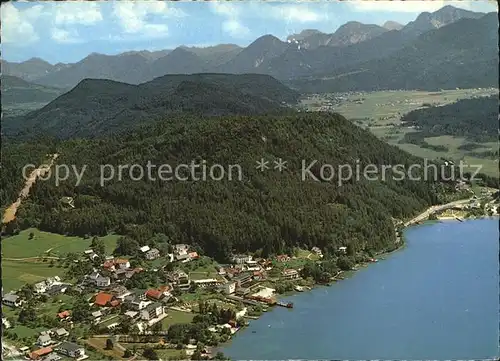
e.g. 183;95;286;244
223;219;499;360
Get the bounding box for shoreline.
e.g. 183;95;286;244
226;207;497;335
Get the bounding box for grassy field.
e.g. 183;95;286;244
301;89;498;177
2;228;120;291
2;259;65;292
2;228;119;258
162;309;195;329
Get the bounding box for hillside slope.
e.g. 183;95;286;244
10;112;454;260
1;75;64;106
4;74;299;139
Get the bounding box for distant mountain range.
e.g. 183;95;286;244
2;6;495;93
3;73;299;139
290;13;498;92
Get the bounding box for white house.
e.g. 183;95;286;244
232;254;252;264
173;244;189;255
145;248;160;260
130;300;150;311
338;246;347;254
34;281;48;294
2;293;24;308
95;276;111;288
224;282;236;295
56;342;86;360
139;245;150;253
140;303;165;321
37;334;52;347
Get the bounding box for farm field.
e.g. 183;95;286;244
1;228;120;291
2;228;119;258
2;259;65;292
300;88;498;177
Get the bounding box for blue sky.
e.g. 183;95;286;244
2;1;497;64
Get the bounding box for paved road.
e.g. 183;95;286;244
404;198;472;227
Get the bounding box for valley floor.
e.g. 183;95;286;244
299;88;498;177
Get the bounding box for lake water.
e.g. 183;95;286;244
223;219;499;360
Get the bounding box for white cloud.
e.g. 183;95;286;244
51;27;83;44
211;2;240;17
222;20;250;38
270;5;329;23
0;3;40;45
112;1;186;37
54;2;103;25
346;1;477;13
210;2;251;38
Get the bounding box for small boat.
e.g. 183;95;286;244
252;330;256;333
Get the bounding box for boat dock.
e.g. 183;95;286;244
277;301;294;308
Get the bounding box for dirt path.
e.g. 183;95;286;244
2;153;59;224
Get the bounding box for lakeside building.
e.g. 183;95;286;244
282;269;300;280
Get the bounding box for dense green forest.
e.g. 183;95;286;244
3;112;460;261
3;73;299;140
400;96;498;144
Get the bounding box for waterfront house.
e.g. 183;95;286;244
224;282;236;295
37;334;52;347
282;269;299;280
192;279;219;288
3;293;24;308
55;342;86;359
233;272;253;288
145;248;160;260
232;254;252;264
140;302;165;321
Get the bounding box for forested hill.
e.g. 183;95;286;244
3;73;299;140
6;112;457;260
401;95;498;144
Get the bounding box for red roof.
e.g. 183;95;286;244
57;310;70;319
188;252;199;259
30;347;52;360
95;292;113;306
146;289;163;300
158;285;171;293
103;260;114;269
114;258;129;264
